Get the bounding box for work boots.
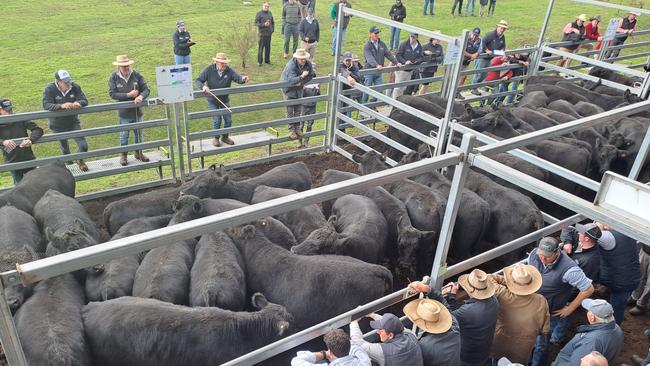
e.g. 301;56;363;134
221;137;235;145
77;159;89;172
212;137;221;147
135;150;149;162
119;153;128;166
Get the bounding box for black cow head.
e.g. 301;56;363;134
290;216;338;255
251;293;293;337
45;219;97;253
594;139;621;174
352;151;389;175
180;164;230;198
170;195;203;224
396;226;435;280
399;151;421;165
624;89;642;104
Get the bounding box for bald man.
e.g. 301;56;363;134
580;351;608;366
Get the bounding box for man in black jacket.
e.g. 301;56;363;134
393;33;423;98
388;0;407;51
42;69;89;171
417;36;444;95
0;99;43;183
339;51;363;119
172;21;194;65
299;9;320;60
362;26;400;104
195;52;249;147
255;2;275;66
108;55;151;166
471;20;507;94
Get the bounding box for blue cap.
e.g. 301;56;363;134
177;20;185;27
369;313;404;334
54;70;73;83
369;26;381;34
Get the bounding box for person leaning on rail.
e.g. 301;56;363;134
290;329;371;366
349;312;423;366
406;281;462;366
471;20;507;95
555;14;587;69
604;11;639;61
108;55;151;166
280;48;315;141
194;52;249;147
0;99;43;184
42;69;90;172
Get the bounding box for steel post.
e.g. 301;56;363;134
629;126;650;181
182;101;193;175
164;105;178;182
529;0;555;77
172;103;185;177
431;133;475;287
0;281;27;366
436;30;469;156
325;3;346;152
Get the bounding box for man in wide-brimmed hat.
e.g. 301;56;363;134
407;281;461;366
195;52;249;147
556;14;587;68
280;48;315;142
529;236;594;366
42;69;90;171
442;268;500;366
350;312;423;366
108;54;151;166
471;20;508;95
605;10;639;60
489;264;550;365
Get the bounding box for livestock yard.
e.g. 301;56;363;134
2;0;650;365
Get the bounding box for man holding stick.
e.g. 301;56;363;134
195;52;249;147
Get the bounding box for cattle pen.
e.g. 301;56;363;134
1;0;650;365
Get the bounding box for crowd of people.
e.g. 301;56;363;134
0;2;644;178
290;222;650;366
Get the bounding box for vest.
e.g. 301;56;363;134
561;21;586;50
599;231;641;291
380;331;423;366
572;246;600;283
529;250;577;312
618;17;637;42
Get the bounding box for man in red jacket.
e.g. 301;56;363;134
584;15;603;52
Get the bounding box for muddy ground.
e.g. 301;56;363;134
2;151;646;365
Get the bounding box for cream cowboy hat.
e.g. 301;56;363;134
496;20;509;29
293;48;311;59
458;269;496;300
212;52;231;64
403;298;453;334
577;14;588;22
112;55;135;66
504;264;543;296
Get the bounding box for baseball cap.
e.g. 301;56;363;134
575;223;602;240
498;357;525;366
177;20;185;27
0;99;13;111
410;32;418;38
581;299;614;320
473;27;481;35
369;26;381;34
537;237;560;257
590;15;601;22
369;313;404;334
55;70;73;83
342;51;353;60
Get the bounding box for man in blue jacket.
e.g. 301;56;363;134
393;33;423;98
551;299;623;366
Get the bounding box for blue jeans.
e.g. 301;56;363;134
207;99;232;138
284;23;300;54
610;289;633;325
331;27;347;55
361;73;383;104
472;57;490;85
174;54;190;65
119;117;143;147
506;79;521;104
464;0;476;15
50;121;88;156
423;0;434;14
531;316;563;366
389;27;401;50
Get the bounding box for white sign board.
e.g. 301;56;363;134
603;18;620;42
594;172;650;226
444;38;462;65
155;64;194;104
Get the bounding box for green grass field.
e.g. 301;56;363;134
2;0;647;193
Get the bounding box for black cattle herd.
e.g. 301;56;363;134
0;69;648;365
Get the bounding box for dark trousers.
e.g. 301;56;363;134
258;35;272;64
10;167;34;184
50;121;89;156
451;0;463;14
610;289;633;325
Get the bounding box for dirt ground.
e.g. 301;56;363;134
3;151;645;365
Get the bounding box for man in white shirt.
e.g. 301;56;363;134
291;329;371;366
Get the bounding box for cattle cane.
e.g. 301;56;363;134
205;89;233;113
